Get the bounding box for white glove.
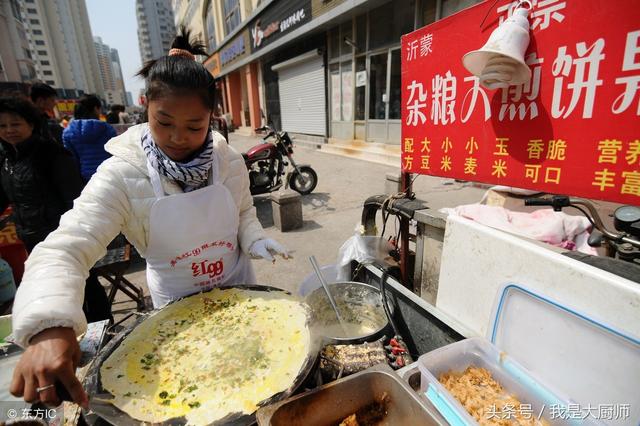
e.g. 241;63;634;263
249;238;290;262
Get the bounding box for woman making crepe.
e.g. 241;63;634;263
10;28;289;408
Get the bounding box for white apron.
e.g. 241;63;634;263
144;159;256;308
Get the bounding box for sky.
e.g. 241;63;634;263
85;0;144;105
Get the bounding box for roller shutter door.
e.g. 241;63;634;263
273;51;326;136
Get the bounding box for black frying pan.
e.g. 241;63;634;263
82;285;319;426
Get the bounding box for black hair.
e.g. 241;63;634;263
137;27;216;110
30;83;57;102
74;94;102;119
0;96;44;133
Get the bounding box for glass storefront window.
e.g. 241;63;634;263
369;53;387;120
388;49;401;119
356;15;366;52
329;28;340;60
330;63;340;121
369;0;415;50
368;3;393;51
341;61;353;121
354;57;366;121
423;0;437;25
341;21;353;56
442;0;481;17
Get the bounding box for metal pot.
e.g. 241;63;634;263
306;281;392;345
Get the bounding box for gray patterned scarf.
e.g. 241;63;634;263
141;127;215;192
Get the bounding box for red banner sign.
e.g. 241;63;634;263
401;0;640;205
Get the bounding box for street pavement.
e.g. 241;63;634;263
111;132;488;318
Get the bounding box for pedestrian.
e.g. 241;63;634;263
0;96;112;321
63;94;115;182
105;105;120;124
211;104;228;142
10;28;289;408
117;106;131;124
29;83;63;145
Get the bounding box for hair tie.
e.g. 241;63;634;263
168;48;195;60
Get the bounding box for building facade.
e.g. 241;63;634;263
110;48;128;105
172;0;205;44
94;36;128;106
203;0;274;133
19;0;104;98
0;0;37;84
137;0;176;64
199;0;481;143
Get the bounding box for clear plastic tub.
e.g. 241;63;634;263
418;337;599;426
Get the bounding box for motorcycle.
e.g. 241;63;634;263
242;125;318;196
525;195;640;273
525;195;640;261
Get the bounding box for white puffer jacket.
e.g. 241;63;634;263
11;124;266;348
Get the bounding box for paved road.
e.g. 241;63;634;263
227;133;488;292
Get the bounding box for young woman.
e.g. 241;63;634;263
10;29;288;407
63;94;116;181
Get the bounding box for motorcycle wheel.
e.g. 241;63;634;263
289;166;318;195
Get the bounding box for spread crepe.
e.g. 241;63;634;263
100;289;310;425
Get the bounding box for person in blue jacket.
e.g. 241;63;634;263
63;95;115;182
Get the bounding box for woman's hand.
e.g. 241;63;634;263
10;327;88;408
249;238;290;262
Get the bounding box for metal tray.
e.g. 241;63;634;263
83;285;319;426
255;364;444;426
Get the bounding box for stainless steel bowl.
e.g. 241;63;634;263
256;364;444;425
305;281;391;344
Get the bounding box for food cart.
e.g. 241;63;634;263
258;0;640;423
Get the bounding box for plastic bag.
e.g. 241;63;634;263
335;225;393;281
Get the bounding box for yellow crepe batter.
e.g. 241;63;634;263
100;289;310;425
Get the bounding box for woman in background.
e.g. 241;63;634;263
63;95;115;182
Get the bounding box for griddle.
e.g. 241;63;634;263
83;285;319;426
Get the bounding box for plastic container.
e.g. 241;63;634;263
419;337;570;426
418;283;640;426
0;257;16;303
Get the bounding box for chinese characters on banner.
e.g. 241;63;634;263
401;0;640;205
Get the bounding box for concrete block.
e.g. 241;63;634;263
271;189;303;232
385;172;403;195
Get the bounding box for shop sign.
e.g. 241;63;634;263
204;53;221;78
401;0;640;205
220;30;249;68
356;71;367;87
250;0;311;52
